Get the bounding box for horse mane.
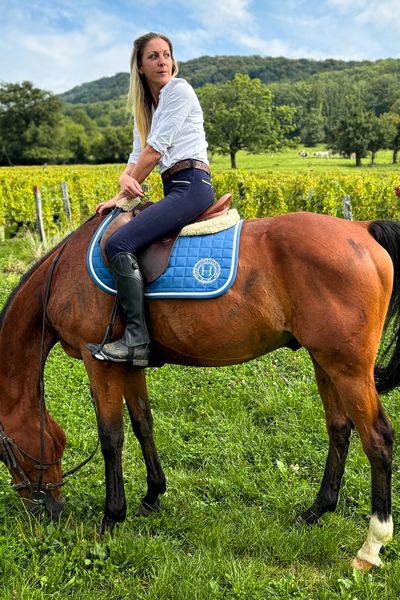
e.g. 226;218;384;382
0;234;73;331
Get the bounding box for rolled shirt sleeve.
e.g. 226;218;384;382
128;119;142;164
146;80;195;158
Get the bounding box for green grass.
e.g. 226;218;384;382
209;147;400;174
1;239;400;598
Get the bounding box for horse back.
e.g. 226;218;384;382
47;211;394;367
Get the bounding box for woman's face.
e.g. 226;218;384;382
139;38;173;93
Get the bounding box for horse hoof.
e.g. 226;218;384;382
99;517;116;535
137;499;160;517
352;556;379;570
299;508;320;525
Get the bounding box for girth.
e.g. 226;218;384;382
100;193;232;283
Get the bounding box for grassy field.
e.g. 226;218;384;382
209;147;400;174
1;237;400;599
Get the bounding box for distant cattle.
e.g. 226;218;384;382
313;151;332;158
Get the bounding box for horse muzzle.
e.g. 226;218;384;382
22;491;66;517
45;492;66;517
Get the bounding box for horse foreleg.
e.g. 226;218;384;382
301;360;352;524
83;355;126;534
124;368;166;516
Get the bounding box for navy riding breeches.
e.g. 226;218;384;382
106;167;215;260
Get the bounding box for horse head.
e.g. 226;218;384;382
0;418;66;516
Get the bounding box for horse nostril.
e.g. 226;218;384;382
45;493;66;517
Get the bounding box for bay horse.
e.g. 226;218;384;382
1;210;400;570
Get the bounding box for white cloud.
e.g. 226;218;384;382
356;2;400;28
1;5;140;92
189;0;254;28
327;0;400;29
148;1;257;65
171;29;213;61
1;0;400;94
237;34;324;59
327;0;364;10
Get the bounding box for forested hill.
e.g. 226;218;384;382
5;54;399;166
59;55;374;104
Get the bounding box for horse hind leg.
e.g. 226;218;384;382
301;360;352;524
315;356;393;569
123;368;166;516
348;395;393;569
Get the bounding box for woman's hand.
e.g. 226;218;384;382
95;195;120;215
119;173;144;199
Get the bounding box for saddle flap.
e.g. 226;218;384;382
138;235;179;284
100;212;132;265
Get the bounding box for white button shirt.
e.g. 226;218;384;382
128;77;209;174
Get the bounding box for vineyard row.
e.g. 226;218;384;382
0;165;400;234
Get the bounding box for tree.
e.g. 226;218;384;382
198;74;296;168
60;117;93;163
367;114;387;165
92;125;132;164
0;81;63;165
365;74;400;116
300;108;326;146
331;97;373;166
380;103;400;164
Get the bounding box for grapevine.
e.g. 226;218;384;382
1;165;400;234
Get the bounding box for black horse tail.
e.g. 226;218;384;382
369;220;400;393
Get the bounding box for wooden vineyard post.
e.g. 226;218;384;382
33;185;46;243
61;181;72;223
342;194;353;220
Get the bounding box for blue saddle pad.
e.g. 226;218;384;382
86;211;244;299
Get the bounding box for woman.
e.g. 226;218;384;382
88;32;215;367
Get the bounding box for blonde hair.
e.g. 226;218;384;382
128;32;178;148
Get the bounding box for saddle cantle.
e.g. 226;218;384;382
100;194;232;283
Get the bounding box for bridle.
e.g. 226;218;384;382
0;416;99;502
0;216;104;507
0;421;63;493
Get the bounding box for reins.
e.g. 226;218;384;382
0;214;111;504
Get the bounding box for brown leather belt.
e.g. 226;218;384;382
161;159;210;182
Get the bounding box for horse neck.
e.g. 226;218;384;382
0;255;56;414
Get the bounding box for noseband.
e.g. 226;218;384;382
0;417;98;505
0;421;62;493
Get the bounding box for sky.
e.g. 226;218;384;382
1;0;400;94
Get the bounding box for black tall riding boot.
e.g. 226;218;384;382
87;252;150;366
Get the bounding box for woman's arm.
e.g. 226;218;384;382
119;163;141;197
119;145;160;198
96;163;143;214
95;189;126;214
96;146;161;215
119;118;149;197
130;145;161;183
